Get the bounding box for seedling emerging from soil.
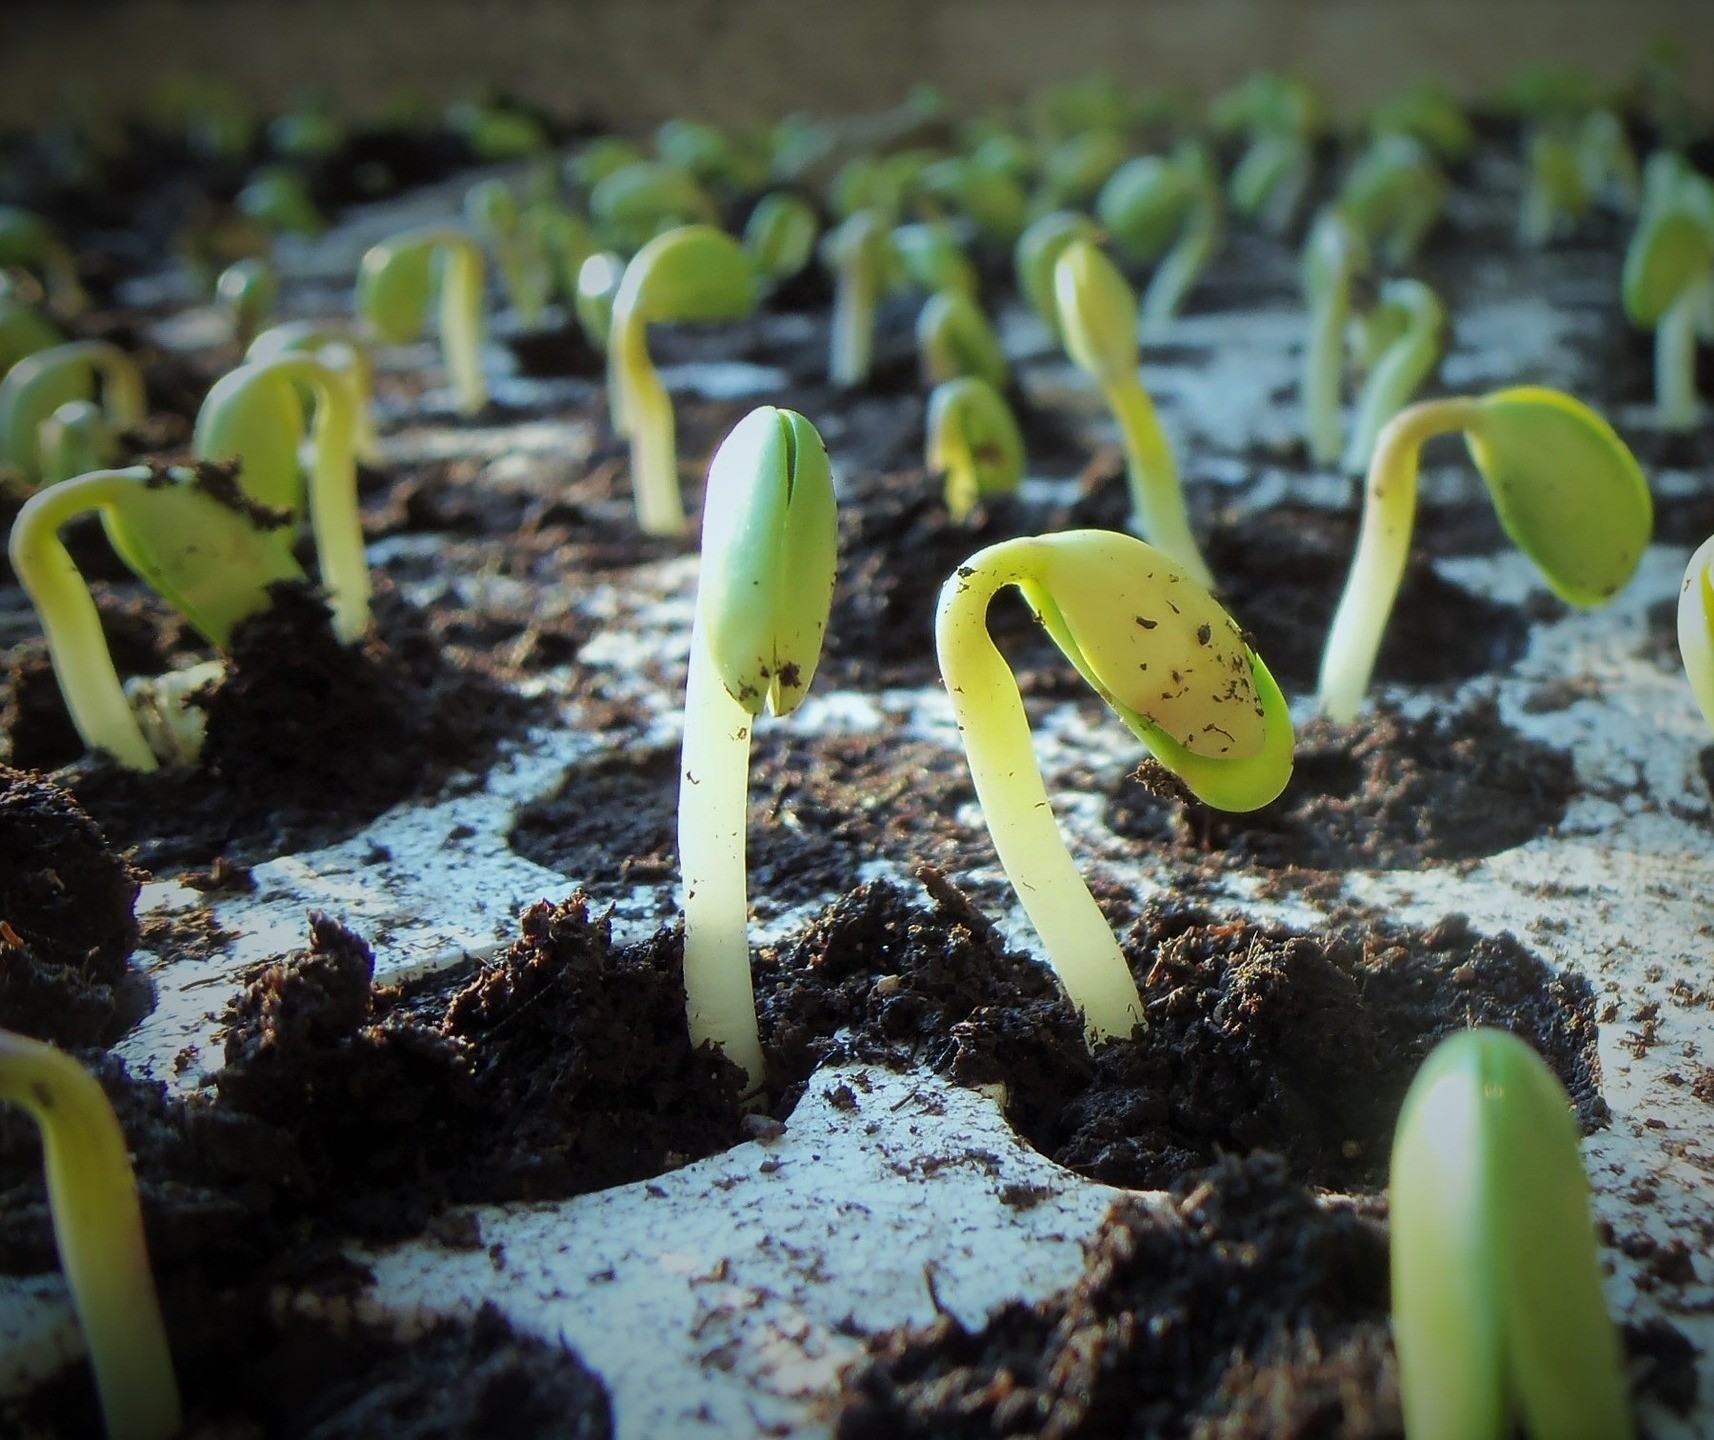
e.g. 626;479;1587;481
465;178;551;327
1038;127;1126;209
1338;134;1446;267
590;161;718;253
1054;238;1214;587
0;1029;181;1440
0;288;63;377
247;319;382;464
237;165;324;235
918;152;1028;245
1343;278;1446;473
1621;165;1714;429
1677;533;1714;736
1369;83;1473;162
937;530;1293;1040
0;340;145;486
927;375;1024;522
0;205;86;314
917;289;1008;390
1215;75;1324;235
893;221;978;298
680;407;837;1093
216;255;278;350
357;226;488;415
1095;143;1223;331
575;250;624;353
1319;388;1650;722
569;137;647;193
743;192;820;286
1300;209;1369;466
822;209;897;389
1519;131;1589;248
37;398;118;485
610;225;759;535
10;464;302;770
1391;1028;1634;1440
1014;210;1100;341
194;353;369;639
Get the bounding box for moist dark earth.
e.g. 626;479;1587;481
0;110;1699;1437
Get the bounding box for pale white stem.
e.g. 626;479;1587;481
624;343;685;536
1678;533;1714;734
1140;200;1220;336
439;240;488;415
830;258;876;388
8;468;158;771
1109;380;1214;590
936;547;1143;1042
1656;277;1708;431
679;620;765;1093
1318;398;1480;722
1304;275;1350;466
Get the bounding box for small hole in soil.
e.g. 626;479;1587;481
1106;696;1576;871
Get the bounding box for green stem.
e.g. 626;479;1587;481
1141;193;1220;335
7;467;158;770
1343;286;1444;473
617;319;683;535
1107;379;1214;589
935;542;1144;1043
1318;397;1481;722
0;1031;180;1440
678;621;765;1093
830;257;876;388
438;238;488;415
1656;277;1708;431
1304;273;1351;466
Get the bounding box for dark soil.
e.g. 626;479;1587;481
1107;697;1577;871
0;766;141;1047
7;580;540;874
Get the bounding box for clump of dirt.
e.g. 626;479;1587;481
508;730;979;916
837;1153;1400;1440
44;579;540;873
0;765;141;1046
759;877;1605;1191
1107;698;1578;871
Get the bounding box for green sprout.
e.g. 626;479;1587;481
1678;533;1714;736
609;225;759;535
568;137;647;194
465;178;551;327
357;226;488;415
37;399;119;486
1343;278;1446;473
937;530;1293;1040
1014;210;1101;342
1391;1028;1634;1440
0;341;146;487
926;375;1024;522
194;353;369;640
658;118;765;192
590;161;718;253
0;1029;181;1440
822;208;899;389
1319;388;1650;722
0;285;63;378
1369;83;1474;162
575;250;624;354
1518;131;1589;247
216;255;278;350
529;201;598;308
1054;238;1214;587
1300;208;1370;467
1214;75;1324;236
268;99;344;160
892;221;978;298
247;319;382;464
743;192;820;288
1621;163;1714;430
680;407;837;1093
0;206;87;315
1338;133;1447;267
918;152;1029;245
1032;73;1128;141
1095;142;1224;332
9;464;303;770
917;289;1008;390
1576;110;1639;214
446;99;548;161
1037;127;1126;209
236;165;324;236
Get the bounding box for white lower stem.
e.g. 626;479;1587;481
628;362;685;536
679;625;765;1094
1657;282;1707;432
1304;283;1348;466
830;265;875;389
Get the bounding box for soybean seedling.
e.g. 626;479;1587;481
1214;74;1325;236
0;286;63;378
1621;163;1714;430
926;375;1024;522
37;399;119;485
247;319;382;464
0;206;86;315
465;178;551;328
1391;1028;1634;1440
1518;130;1589;248
1096;141;1224;332
575;250;625;354
916;289;1008;390
822;208;898;389
357;226;488;415
194;353;369;639
609;225;759;535
1342;277;1446;474
1014;209;1100;342
0;1029;181;1440
590;161;718;253
1037;127;1127;210
680;407;837;1093
9;464;303;770
1054;237;1214;587
1300;209;1370;467
1679;532;1714;737
1318;388;1650;723
918;151;1029;245
236;165;324;235
743;192;820;288
892;221;979;298
1338;133;1447;268
216;255;279;350
938;530;1293;1040
0;340;146;486
1369;83;1473;163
